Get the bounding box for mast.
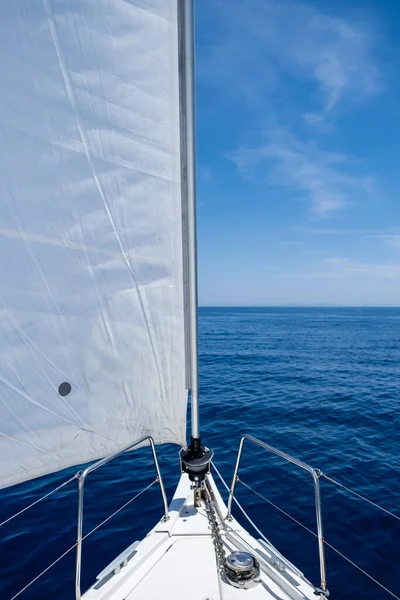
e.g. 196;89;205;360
179;0;213;486
180;0;200;443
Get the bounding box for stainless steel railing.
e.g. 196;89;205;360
226;434;327;594
75;435;169;600
6;434;400;599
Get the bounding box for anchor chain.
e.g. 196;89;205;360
204;485;226;573
203;483;261;590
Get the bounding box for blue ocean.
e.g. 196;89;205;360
1;307;400;599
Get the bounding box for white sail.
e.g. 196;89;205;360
0;0;187;489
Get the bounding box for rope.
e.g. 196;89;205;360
321;473;400;522
0;474;77;529
237;477;400;600
9;479;157;599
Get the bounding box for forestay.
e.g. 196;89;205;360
0;0;187;488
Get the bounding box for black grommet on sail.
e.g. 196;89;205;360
58;382;72;397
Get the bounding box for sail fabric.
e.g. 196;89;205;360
0;0;188;489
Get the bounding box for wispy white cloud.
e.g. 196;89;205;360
304;227;379;235
293;12;380;118
199;0;381;216
318;257;400;279
368;234;400;251
284;256;400;281
198;0;380;118
230;130;373;214
306;230;400;250
302;228;400;240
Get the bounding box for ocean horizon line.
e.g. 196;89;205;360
198;304;400;309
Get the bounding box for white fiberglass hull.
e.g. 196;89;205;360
82;473;321;600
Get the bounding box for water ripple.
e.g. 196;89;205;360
1;307;400;599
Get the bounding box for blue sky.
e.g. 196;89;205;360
194;0;400;306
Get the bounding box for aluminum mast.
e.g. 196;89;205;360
179;0;199;441
179;0;213;482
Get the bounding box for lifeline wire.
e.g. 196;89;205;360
211;461;273;547
321;473;400;522
10;543;78;600
239;478;317;538
9;479;156;599
237;477;400;600
82;479;157;541
0;474;78;529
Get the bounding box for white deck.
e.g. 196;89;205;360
83;473;322;600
